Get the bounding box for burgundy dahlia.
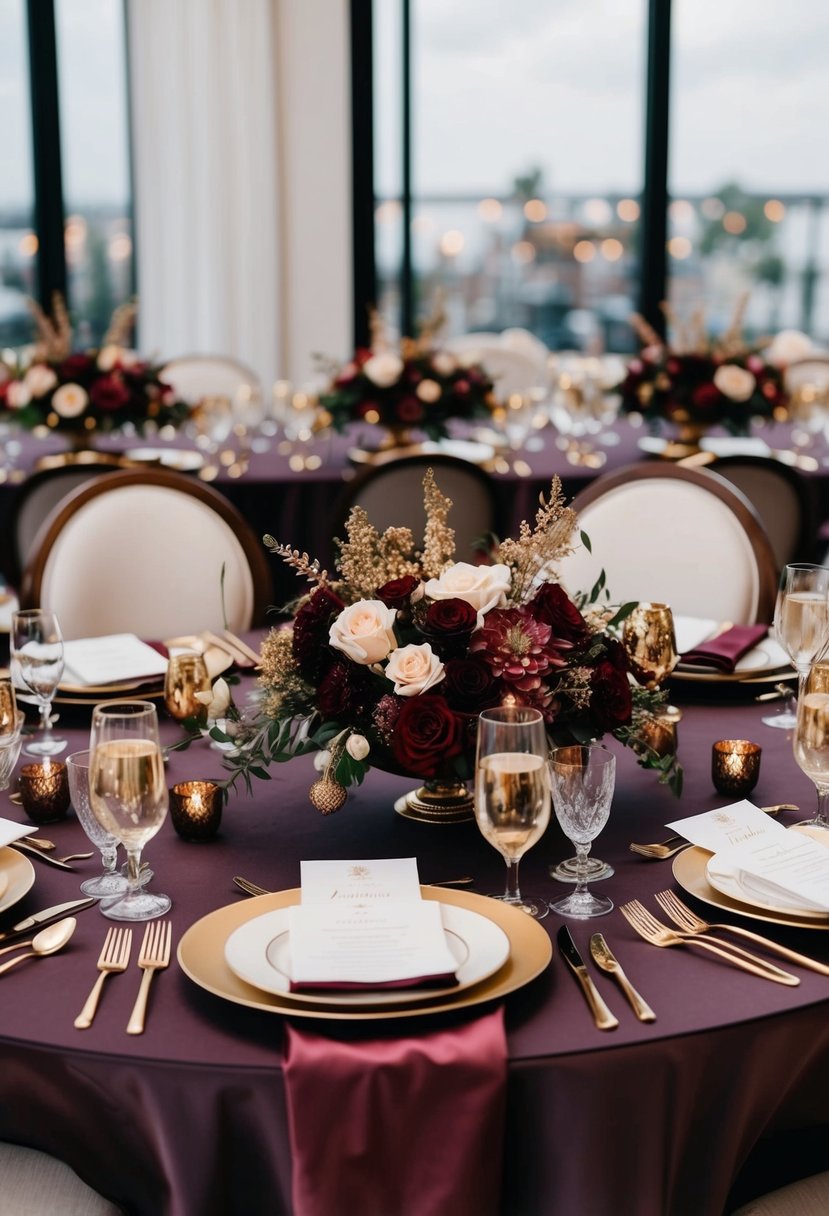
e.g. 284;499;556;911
470;607;570;692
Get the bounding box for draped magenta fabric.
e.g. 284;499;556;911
283;1006;507;1216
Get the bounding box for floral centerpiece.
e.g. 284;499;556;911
0;295;192;440
617;297;787;443
223;472;682;820
317;309;495;445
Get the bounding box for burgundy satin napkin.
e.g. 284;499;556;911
283;1007;507;1216
680;623;768;673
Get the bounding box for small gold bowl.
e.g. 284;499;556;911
170;780;223;842
712;739;762;797
19;761;71;824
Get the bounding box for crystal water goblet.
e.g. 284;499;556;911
475;705;551;918
89;701;170;921
549;744;616;919
11;609;66;756
66;749;130;899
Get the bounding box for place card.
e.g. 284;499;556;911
299;857;422;906
61;634;169;687
667;800;788;853
0;818;37;847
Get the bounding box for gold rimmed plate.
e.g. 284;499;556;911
178;886;552;1021
672;846;829;932
0;846;36;916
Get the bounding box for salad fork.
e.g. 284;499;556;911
74;927;132;1029
654;889;829;976
127;920;172;1035
619;900;799;985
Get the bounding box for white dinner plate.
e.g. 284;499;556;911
224;901;511;1008
673;639;791;683
0;846;36;915
705;824;829;920
125;447;205;472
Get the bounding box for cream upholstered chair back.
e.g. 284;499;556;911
159;354;261;406
0;1142;124;1214
555;463;777;624
443;334;546;400
21;469;271;640
332;454;499;562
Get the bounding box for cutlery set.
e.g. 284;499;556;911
557;925;654;1031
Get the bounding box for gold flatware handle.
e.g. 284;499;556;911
127;968;155;1035
686;937;799;985
573;968;619;1031
613;969;656;1022
715;924;829;977
74;972;109;1030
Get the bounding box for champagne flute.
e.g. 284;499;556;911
66;749;129;899
793;664;829;830
11;609;66;756
475;705;551;919
89;701;170;921
549;744;616;919
763;563;829;730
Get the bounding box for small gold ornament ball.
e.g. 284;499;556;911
309;778;347;815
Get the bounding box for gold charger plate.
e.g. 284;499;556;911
178;886;553;1021
0;846;36;915
672;846;829;932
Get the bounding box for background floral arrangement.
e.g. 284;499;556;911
317;309;496;442
226;471;682;813
617;297;787;434
0;295;192;434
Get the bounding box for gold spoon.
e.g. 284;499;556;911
0;917;76;975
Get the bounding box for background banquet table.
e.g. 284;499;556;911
0;661;827;1216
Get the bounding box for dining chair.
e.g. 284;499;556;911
0;1142;124;1214
554;462;778;624
690;453;817;570
730;1170;829;1215
159;354;262;407
20;467;272;639
331;453;500;561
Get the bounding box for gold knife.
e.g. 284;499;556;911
557;926;618;1031
589;933;656;1022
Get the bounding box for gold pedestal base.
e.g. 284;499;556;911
394;781;474;824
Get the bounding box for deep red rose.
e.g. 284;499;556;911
396;395;423;423
425;597;477;636
528;582;590;644
589;659;632;731
453;379;470;396
443;657;500;711
292;586;345;679
690;382;721;412
90;375;130;412
376;575;420;610
59;353;94;381
392;696;464;778
317;658;371;720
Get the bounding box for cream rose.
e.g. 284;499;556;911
6;380;31;409
431;351;457;376
363;352;404;388
713;364;756;402
764;329;813;368
424;562;511;626
97;344;123;372
194;676;232;720
416;379;441;404
346;733;370;761
52;382;89;418
23;365;58;398
384;643;445;697
329;600;397;664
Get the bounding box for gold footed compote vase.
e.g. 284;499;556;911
394;777;475;824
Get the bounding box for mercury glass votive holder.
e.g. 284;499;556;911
19;760;71;824
639;714;677;760
170;780;223;841
711;740;762;797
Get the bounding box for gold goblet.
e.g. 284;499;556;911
164;653;211;723
622;602;681;722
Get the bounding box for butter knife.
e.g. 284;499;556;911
557;926;618;1031
589;933;656;1022
0;897;96;942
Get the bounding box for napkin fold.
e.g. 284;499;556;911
283;1007;507;1216
679;623;768;673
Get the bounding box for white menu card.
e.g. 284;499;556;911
668;801;829;912
61;634;169;687
289;858;459;989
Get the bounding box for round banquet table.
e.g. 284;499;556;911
0;666;827;1216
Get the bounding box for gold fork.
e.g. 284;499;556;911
74;927;133;1030
126;921;172;1035
654;889;829;977
619;900;799;985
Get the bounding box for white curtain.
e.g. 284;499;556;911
126;0;282;389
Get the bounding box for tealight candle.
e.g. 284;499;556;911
19;760;70;824
170;780;223;841
711;739;762;797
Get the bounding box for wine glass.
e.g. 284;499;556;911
792;664;829;830
549;744;616;919
762;563;829;730
11;609;66;756
474;705;551;919
66;750;129;899
88;701;170;921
